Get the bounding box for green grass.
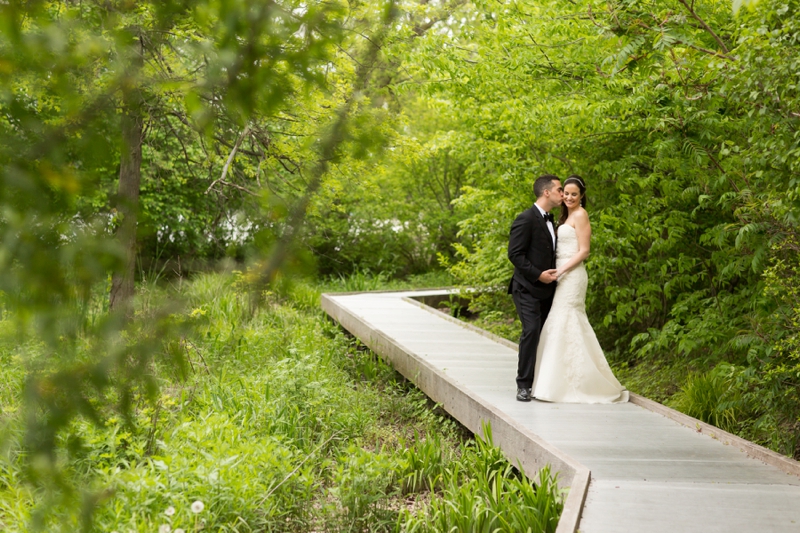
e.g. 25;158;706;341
667;364;745;433
398;426;563;533
0;270;562;532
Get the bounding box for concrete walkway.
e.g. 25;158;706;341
322;289;800;533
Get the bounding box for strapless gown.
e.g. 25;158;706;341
532;224;629;403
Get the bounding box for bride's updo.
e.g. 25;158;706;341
559;175;587;225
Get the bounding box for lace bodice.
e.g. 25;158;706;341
556;224;579;266
553;224;587;308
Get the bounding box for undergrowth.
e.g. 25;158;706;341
0;270;563;531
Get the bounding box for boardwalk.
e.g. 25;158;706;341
322;289;800;533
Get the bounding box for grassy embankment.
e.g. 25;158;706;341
0;271;562;532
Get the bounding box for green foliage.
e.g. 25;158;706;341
734;0;763;14
318;268;455;294
669;363;746;433
331;445;399;530
5;0;800;528
399;427;563;533
0;0;349;459
0;272;561;531
738;236;800;456
0;1;419;526
397;431;451;494
609;358;695;405
303;99;472;278
394;0;800;456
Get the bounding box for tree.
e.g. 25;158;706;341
0;0;397;525
396;0;800;454
110;31;145;312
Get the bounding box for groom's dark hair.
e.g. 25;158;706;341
534;174;560;198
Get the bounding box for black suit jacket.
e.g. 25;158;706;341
507;205;557;299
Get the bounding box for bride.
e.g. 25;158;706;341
532;175;628;404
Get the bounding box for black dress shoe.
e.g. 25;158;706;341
516;388;532;402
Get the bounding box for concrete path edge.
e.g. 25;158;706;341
322;293;589;533
628;393;800;478
405;295;800;480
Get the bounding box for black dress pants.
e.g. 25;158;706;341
512;281;553;389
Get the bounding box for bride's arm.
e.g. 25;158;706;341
556;209;591;277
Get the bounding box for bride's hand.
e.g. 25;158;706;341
539;269;559;283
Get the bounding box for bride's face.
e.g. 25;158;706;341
563;183;582;210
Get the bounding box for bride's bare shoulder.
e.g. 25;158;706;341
571;207;590;222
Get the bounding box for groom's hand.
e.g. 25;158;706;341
539;269;558;283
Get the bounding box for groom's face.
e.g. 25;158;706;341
543;179;563;209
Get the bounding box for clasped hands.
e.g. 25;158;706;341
539;269;560;283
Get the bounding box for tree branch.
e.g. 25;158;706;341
205;126;250;194
676;0;730;54
252;1;400;303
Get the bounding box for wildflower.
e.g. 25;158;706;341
190;500;204;513
158;525;171;533
164;506;176;517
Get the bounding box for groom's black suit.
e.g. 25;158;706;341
507;205;557;390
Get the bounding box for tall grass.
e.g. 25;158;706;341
0;270;562;532
668;363;746;433
319;269;455;294
398;427;563;533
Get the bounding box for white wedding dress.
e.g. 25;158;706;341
532;224;629;403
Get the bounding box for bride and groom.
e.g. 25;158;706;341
508;174;628;404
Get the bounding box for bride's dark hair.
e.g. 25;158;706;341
558;175;587;225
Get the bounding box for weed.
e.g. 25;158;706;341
398;427;563;533
669;363;746;433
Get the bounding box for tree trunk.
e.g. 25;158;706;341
109;38;144;315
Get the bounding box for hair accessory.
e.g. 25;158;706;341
566;177;585;188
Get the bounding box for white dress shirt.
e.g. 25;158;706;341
534;204;556;248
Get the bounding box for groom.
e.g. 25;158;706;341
507;174;563;402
